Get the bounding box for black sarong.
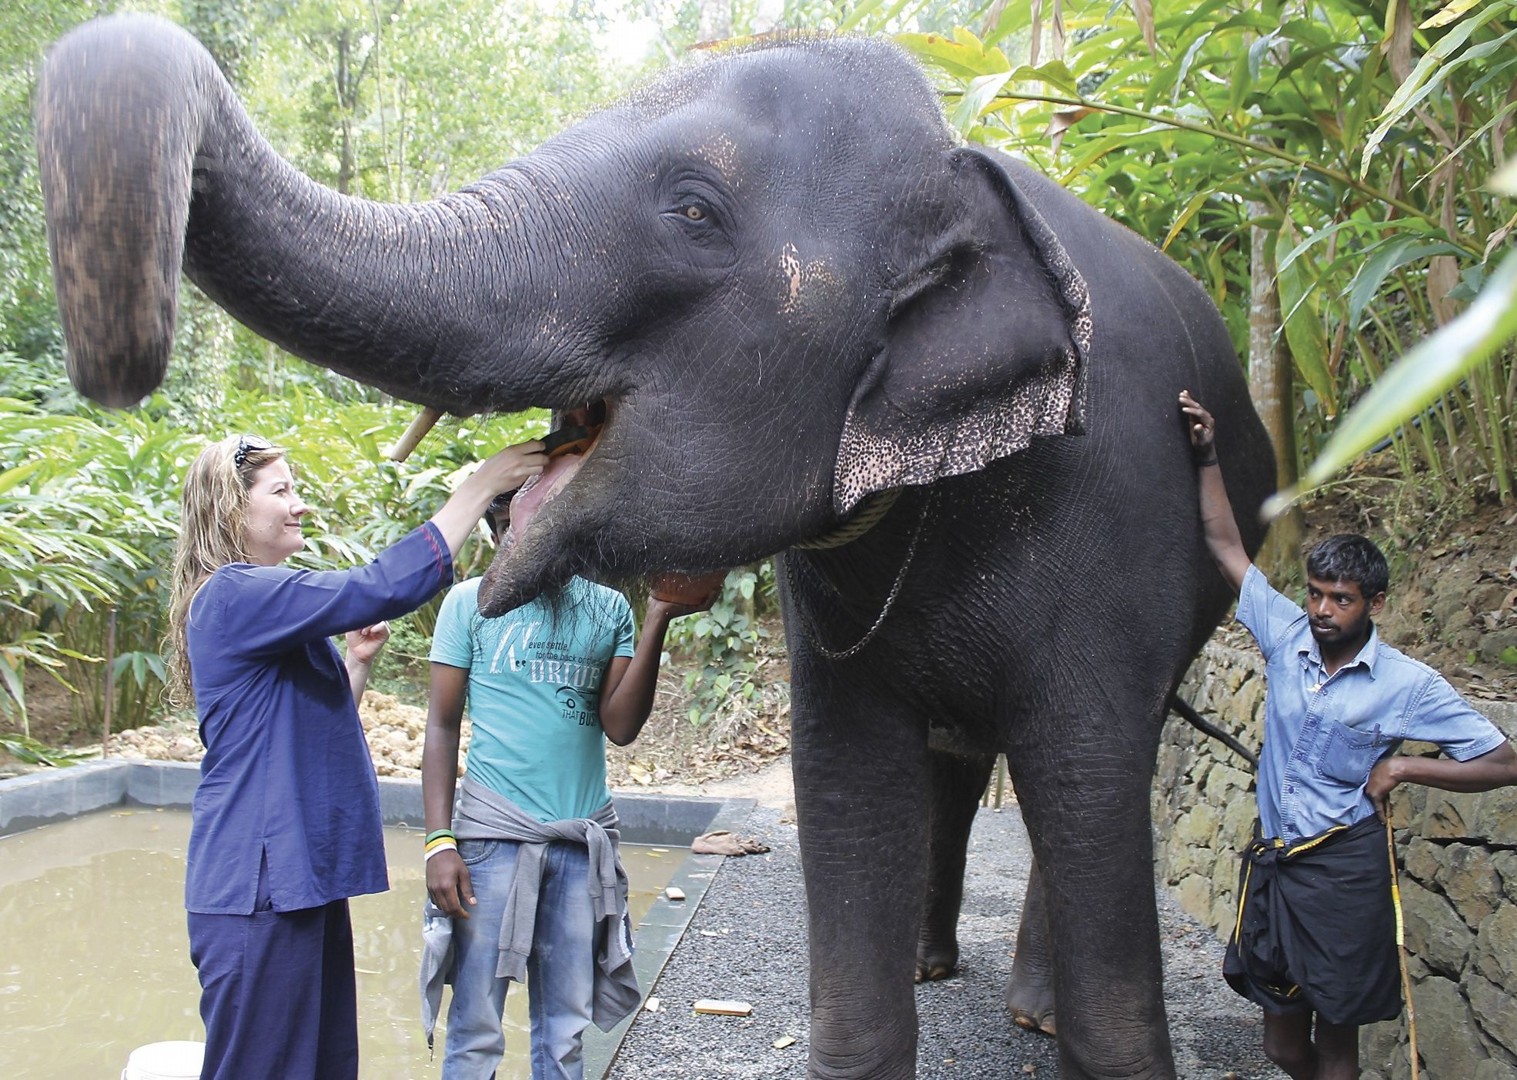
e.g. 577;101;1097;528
1222;814;1401;1027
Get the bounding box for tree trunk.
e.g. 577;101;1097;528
337;29;355;196
1248;216;1305;578
698;0;733;42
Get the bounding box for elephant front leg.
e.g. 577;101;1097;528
1004;856;1057;1035
917;749;995;982
793;702;930;1080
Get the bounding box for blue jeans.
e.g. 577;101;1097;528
441;839;596;1080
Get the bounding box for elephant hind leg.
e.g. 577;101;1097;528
916;749;995;983
915;946;958;984
1005;856;1057;1036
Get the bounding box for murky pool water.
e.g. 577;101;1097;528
0;807;678;1078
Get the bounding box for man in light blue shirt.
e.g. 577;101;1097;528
1180;390;1517;1080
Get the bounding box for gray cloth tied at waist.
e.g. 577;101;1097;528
420;777;641;1048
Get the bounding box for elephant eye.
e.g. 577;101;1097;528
662;187;733;264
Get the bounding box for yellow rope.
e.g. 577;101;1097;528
1385;810;1419;1080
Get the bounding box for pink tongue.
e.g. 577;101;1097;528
503;452;584;549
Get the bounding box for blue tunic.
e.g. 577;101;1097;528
185;523;452;914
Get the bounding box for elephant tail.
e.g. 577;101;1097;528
1167;693;1258;770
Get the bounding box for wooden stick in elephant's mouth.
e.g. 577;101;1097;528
386;400;603;464
542;424;595;458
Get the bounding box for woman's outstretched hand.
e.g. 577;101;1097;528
430;440;547;558
467;440;548;501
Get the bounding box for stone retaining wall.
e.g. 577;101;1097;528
1153;640;1517;1078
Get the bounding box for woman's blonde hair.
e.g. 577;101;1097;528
164;435;287;708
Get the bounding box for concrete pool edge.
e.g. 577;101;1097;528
584;791;756;1080
0;759;755;836
0;760;757;1080
0;758;204;835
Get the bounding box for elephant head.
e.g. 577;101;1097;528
38;15;1090;615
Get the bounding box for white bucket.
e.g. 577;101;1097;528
120;1040;205;1080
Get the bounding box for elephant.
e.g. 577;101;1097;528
36;15;1275;1078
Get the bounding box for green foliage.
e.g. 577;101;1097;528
243;0;639;200
0;630;92;736
0;729;91;766
666;563;781;727
626;0;1003;63
898;0;1517;504
0;388;171;731
180;0;257;85
0;350;548;741
1277;248;1517;513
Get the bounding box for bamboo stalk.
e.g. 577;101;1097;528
1482;361;1512;501
102;608;116;758
1385;811;1419;1080
981;754;1009;809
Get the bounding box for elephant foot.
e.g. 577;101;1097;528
914;937;959;983
1004;971;1057;1036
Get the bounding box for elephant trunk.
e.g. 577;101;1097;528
37;16;203;407
36;14;558;413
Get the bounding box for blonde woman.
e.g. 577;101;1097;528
166;433;544;1080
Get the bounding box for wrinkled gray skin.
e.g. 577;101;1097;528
37;15;1274;1078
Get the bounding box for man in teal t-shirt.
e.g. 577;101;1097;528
421;492;717;1080
431;573;636;823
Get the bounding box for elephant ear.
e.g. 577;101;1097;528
833;147;1092;515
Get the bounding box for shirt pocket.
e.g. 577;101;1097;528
1313;719;1389;787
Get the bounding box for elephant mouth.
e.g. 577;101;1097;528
501;401;606;549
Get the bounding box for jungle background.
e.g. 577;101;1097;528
1;0;1514;780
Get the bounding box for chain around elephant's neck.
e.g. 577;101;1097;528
784;487;932;661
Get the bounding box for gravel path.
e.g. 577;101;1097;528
610;800;1286;1079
